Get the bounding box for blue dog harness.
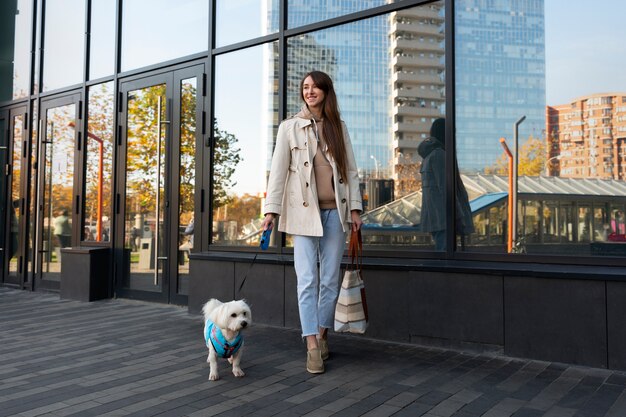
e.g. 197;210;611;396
204;319;243;358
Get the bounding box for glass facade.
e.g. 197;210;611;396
121;0;208;72
1;0;626;301
42;0;85;92
89;0;116;80
455;0;546;172
0;0;32;100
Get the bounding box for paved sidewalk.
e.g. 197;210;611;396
2;287;626;417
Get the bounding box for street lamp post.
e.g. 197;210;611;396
370;154;379;179
513;116;526;251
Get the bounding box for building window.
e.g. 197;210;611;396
84;82;114;242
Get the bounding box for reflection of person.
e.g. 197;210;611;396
10;200;19;259
130;226;139;251
418;118;474;250
53;209;71;248
184;218;194;247
612;211;625;235
261;71;363;374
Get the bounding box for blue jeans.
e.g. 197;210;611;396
293;209;346;337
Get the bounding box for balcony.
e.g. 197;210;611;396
393;138;421;151
393;121;431;135
393;71;444;86
394;106;444;118
392;23;444;38
394;88;443;100
392;39;444;53
393;55;444;69
393;7;443;22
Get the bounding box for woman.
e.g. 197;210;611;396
261;71;363;374
418;118;473;250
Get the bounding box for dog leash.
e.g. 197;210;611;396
237;252;258;294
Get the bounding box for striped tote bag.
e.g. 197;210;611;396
334;229;368;334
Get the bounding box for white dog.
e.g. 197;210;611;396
202;298;252;380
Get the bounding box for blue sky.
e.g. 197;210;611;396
545;0;626;104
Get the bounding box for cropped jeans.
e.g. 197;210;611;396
293;209;346;337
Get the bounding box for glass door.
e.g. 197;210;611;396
116;65;203;304
1;106;29;288
35;94;81;291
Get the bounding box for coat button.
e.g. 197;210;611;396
303;202;309;207
341;198;346;203
339;178;344;184
304;161;309;167
306;182;309;187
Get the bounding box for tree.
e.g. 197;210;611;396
485;136;547;176
212;119;241;209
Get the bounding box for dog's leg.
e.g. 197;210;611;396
229;345;245;377
207;346;220;381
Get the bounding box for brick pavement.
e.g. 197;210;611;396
1;287;626;417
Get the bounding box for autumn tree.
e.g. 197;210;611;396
485;136;547;176
211;119;241;209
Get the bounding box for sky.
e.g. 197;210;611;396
545;0;626;104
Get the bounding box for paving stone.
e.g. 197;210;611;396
3;287;626;417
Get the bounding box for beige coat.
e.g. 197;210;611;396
264;115;363;237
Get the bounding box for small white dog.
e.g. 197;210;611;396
202;298;252;380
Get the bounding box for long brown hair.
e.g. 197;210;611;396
300;71;348;180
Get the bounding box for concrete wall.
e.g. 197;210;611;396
188;256;626;370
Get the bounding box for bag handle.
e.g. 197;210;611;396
348;229;362;270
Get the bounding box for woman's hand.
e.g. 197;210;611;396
261;213;276;231
350;210;362;232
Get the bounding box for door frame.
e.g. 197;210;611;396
115;63;204;304
34;92;82;291
0;104;30;288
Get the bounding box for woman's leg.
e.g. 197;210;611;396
318;209;346;334
293;233;320;346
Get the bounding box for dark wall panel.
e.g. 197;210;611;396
235;262;284;327
607;281;626;370
362;269;410;342
408;271;503;345
504;276;607;368
188;260;234;314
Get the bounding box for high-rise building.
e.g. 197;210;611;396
455;0;546;172
389;2;445;198
546;93;626;180
286;4;392;180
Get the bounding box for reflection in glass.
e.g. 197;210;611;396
42;0;85;91
213;43;279;246
85;82;114;242
288;0;398;28
177;77;197;295
121;0;208;72
216;0;278;47
89;0;116;80
27;102;38;278
9;115;24;278
41;104;76;282
459;1;626;257
288;3;447;249
124;84;166;291
0;0;32;100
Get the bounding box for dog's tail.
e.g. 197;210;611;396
202;299;222;322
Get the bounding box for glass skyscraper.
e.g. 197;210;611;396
286;3;392;179
455;0;546;172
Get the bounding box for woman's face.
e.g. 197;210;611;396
302;76;325;112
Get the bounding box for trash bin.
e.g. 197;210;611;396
138;237;155;269
60;247;111;302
